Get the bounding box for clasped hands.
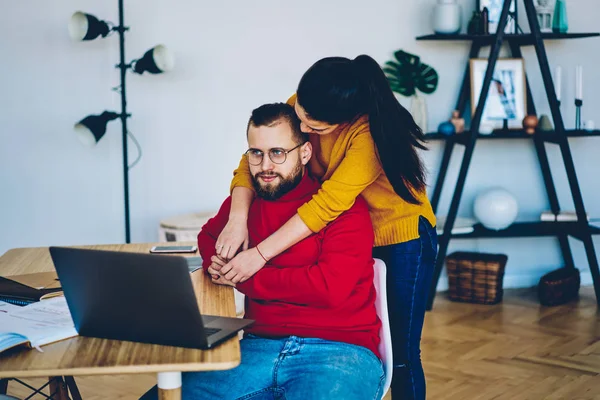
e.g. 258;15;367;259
208;246;266;286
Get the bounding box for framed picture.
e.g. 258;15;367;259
477;0;518;34
470;58;527;129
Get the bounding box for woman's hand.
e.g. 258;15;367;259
220;247;266;283
215;216;249;260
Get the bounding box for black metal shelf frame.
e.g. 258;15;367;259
450;221;600;240
426;129;600;143
416;32;599;45
424;0;600;310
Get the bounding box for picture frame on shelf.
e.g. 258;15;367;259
477;0;518;34
470;58;527;129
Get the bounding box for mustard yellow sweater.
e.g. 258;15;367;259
230;96;436;247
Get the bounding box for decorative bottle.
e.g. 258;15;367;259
552;0;569;33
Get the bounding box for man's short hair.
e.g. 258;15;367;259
247;103;309;145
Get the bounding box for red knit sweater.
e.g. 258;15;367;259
198;173;381;357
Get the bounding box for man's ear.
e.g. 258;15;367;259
300;142;312;166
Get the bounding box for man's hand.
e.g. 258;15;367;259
207;266;236;287
209;254;228;272
220;247;266;283
215;216;249;260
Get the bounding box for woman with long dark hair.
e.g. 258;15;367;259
216;55;437;400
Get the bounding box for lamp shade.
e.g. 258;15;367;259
132;45;175;74
74;111;120;146
69;11;111;41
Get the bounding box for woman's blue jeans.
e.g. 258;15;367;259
140;335;385;400
372;216;438;400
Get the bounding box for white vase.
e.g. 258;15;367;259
432;0;462;34
410;93;428;133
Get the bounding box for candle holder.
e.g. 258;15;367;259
575;99;583;130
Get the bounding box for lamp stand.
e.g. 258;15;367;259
73;0;171;244
117;0;131;243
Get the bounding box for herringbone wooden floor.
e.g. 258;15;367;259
7;287;599;399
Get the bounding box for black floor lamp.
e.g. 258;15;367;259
69;0;174;243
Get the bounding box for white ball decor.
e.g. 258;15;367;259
473;188;519;230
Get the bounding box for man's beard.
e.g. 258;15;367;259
251;160;303;201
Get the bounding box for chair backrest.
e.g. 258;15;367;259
373;258;393;398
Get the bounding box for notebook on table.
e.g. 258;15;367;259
0;272;63;306
0;297;78;354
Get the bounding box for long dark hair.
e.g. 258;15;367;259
296;55;427;204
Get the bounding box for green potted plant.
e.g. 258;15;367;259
384;49;439;133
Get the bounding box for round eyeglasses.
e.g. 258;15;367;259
244;142;305;166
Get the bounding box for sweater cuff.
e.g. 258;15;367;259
298;203;327;233
230;177;255;195
235;279;254;296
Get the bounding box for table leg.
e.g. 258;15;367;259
157;372;182;400
49;376;70;400
64;376;82;400
0;379;8;394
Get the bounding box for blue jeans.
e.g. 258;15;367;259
140;335;385;400
372;216;437;400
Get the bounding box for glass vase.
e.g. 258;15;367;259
552;0;568;33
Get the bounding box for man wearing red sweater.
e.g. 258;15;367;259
141;103;384;400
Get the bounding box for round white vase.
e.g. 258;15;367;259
432;0;462;34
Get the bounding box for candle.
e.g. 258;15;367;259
554;66;562;101
575;66;583;100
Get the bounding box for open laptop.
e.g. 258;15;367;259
49;247;253;350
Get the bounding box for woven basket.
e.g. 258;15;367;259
446;252;508;305
537;267;580;306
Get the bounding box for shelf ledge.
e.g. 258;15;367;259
425;129;600;142
447;221;600;239
416;32;600;45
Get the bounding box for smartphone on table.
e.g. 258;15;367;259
149;245;198;254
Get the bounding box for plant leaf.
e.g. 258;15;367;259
384;49;438;96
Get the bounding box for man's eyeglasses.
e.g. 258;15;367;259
244;142;305;166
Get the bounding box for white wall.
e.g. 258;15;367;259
1;0;599;290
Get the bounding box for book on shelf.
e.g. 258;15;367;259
435;216;477;235
0;272;63;306
0;296;78;354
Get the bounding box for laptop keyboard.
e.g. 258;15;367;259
204;327;221;336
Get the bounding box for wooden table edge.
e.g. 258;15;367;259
0;359;241;379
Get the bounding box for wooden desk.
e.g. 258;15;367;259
0;243;240;400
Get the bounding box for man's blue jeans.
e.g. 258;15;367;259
372;216;438;400
140;335;385;400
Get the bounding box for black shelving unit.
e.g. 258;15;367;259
421;0;600;310
426;129;600;143
416;32;599;45
449;222;600;240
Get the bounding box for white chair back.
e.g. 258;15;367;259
373;258;393;399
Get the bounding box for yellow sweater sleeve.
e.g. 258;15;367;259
298;128;382;232
229;155;255;194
